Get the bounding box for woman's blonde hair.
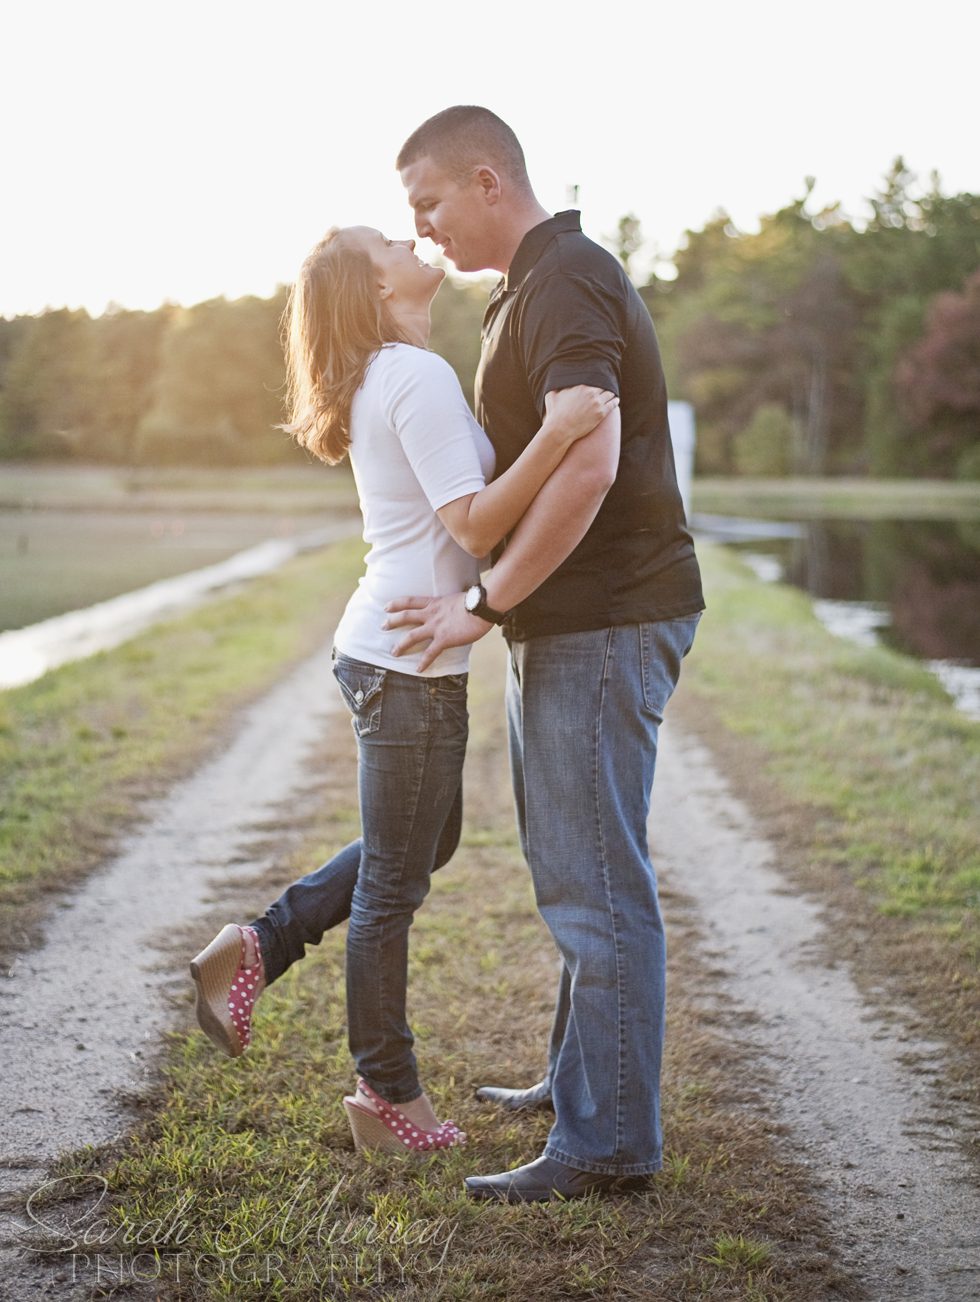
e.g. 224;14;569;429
279;228;414;464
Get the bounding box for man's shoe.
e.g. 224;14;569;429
474;1079;554;1112
464;1155;642;1203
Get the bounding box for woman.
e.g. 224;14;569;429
190;226;616;1154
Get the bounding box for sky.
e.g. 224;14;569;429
2;0;977;318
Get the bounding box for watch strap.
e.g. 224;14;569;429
465;584;508;625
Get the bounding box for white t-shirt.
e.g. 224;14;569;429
333;343;495;677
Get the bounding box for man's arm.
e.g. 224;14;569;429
384;408;619;671
482;406;619;610
436;387;617;558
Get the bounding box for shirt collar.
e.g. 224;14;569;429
503;210;582;290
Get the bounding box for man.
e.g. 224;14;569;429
385;106;704;1202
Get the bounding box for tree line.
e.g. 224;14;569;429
0;275;488;469
1;159;977;477
642;159;979;478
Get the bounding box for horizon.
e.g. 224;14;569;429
2;159;964;324
3;0;977;319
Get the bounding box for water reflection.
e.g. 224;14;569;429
695;515;980;719
774;519;980;666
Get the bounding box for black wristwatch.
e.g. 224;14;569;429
463;583;508;625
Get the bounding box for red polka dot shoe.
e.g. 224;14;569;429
343;1078;466;1154
189;923;264;1058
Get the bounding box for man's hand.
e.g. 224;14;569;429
384;593;493;673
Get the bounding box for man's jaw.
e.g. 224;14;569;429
426;232;485;273
430;237;461;271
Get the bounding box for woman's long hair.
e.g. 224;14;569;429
279;228;414;464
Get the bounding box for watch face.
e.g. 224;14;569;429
464;585;481;613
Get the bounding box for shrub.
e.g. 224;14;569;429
733;403;796;476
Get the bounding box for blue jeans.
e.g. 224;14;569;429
506;615;700;1175
251;816;460;984
251;651;467;1104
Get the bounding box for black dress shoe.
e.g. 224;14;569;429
474;1079;554;1112
464;1155;643;1203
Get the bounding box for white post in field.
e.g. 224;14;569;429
667;400;695;520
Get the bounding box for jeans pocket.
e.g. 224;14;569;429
432;672;468;695
429;671;469;731
638;615;701;722
332;653;386;737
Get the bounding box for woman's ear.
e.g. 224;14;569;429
378;282;393;301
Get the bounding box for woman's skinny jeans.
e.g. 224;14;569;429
250;651;467;1105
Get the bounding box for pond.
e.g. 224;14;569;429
0;508;356;690
0;508;327;632
694;515;980;719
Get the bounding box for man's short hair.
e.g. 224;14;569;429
396;106;530;189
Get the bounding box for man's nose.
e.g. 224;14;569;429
414;214;431;239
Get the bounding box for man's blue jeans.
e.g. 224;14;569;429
506;615;700;1176
251;651;467;1105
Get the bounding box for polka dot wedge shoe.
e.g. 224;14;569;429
343;1079;466;1154
189;923;264;1057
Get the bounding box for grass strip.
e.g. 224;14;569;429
679;543;979;1072
34;634;846;1301
692;476;980;520
0;539;364;959
0;461;359;515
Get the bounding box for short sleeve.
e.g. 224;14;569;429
517;273;624;416
377;346;488;511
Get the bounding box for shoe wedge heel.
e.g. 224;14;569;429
342;1079;466;1154
190;923;245;1058
343;1099;415;1154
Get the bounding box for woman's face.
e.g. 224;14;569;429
347;227;445;307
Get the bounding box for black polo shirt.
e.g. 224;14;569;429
474;210;704;640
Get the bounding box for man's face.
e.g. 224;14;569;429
400;156;497;273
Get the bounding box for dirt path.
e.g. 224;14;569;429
652;724;980;1301
1;651;978;1300
0;642;341;1298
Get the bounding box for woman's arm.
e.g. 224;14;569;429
382;408;620;672
436;385;618;557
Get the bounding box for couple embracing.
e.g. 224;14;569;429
190;106;704;1203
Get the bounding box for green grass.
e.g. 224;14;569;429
19;534;975;1298
32;636;843;1301
0;538;365;955
692;476;980;520
684;545;979;946
704;1234;773;1270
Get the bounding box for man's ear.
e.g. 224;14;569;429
473;165;502;204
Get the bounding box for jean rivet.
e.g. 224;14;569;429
354;689;364;704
